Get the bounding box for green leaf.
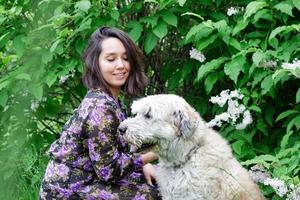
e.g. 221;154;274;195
0;16;6;26
293;0;300;11
214;20;230;43
144;33;158;54
50;39;62;53
75;38;85;55
15;73;31;81
76;18;92;32
252;71;270;88
178;0;186;6
196;34;218;51
127;21;143;42
162;11;177;27
232;20;249;36
196;57;228;81
261;74;273;95
228;38;241;50
182;61;193;79
0;80;9;90
0;90;8;107
224;55;246;84
181;12;204;20
287;115;300;132
153;22;168;39
296;88;300;103
275;110;299;122
273;166;288;177
30;85;43;101
110;10;120;21
45;71;58;87
75;0;91;12
242;154;278;166
280;131;293;149
265;106;275;126
185;24;213;42
252;50;266;66
12;35;26;58
248;105;262;113
244;1;268;19
204;73;218;94
253;9;273;23
0;32;10;49
232;140;245;155
140;15;159;28
274;2;294;17
167;70;182;90
269;26;287;42
256;118;268;136
268;24;300;46
272;69;290;85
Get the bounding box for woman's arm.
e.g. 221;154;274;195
86;103;156;183
140;151;158;165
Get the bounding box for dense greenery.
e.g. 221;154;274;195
0;0;300;199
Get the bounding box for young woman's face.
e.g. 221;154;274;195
98;37;131;94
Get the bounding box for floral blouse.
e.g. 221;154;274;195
39;90;160;200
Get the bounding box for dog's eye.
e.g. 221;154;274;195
144;111;152;119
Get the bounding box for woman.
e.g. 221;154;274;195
39;27;160;199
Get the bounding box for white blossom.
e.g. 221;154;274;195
264;178;288;197
282;59;300;78
189;47;206;63
249;164;271;183
59;69;76;85
30;100;39;111
209;89;230;107
287;184;300;200
227;7;240;16
249;164;300;199
59;75;69;84
21;90;29;97
229;90;244;99
282;59;300;70
236;110;253;130
207;89;252;129
261;60;277;69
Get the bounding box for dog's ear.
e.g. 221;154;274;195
173;109;198;139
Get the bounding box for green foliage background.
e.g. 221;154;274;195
0;0;300;199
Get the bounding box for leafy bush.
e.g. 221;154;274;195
0;0;299;199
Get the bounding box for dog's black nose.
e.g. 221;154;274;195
118;126;127;135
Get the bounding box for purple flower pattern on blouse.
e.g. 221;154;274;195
39;90;160;200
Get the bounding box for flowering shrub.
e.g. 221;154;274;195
0;0;300;199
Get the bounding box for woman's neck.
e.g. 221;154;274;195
110;87;120;101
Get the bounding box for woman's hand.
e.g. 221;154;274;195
140;151;158;165
142;163;157;186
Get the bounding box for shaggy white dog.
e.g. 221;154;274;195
118;94;265;200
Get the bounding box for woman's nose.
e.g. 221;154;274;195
115;58;125;69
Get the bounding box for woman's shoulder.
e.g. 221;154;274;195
81;89;118;111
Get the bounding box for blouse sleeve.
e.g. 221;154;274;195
85;102;143;183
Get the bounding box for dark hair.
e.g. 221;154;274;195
82;26;148;96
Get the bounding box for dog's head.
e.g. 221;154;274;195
118;94;203;150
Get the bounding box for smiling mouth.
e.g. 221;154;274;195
113;72;127;77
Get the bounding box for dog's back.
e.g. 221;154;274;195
156;124;264;200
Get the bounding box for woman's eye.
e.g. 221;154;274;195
107;58;115;62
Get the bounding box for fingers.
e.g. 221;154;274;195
146;175;153;186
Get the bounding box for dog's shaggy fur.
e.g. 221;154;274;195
119;94;265;200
